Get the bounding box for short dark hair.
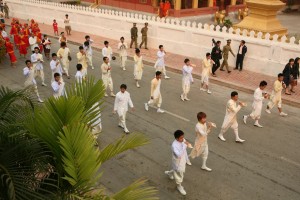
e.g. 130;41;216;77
197;112;207;121
159;45;163;49
34;47;39;50
61;32;64;35
135;48;140;54
231;91;238;97
174;130;184;139
79;46;84;50
52;53;57;57
120;36;124;40
259;81;267;87
44;34;47;37
103;56;108;61
104;41;109;45
184;58;190;63
85;35;90;39
60;42;66;47
206;53;211;57
217;41;221;44
76;64;82;71
65;14;68;16
54;73;60;78
84;41;89;46
289;58;295;63
241;40;246;44
155;71;162;76
278;73;283;77
120;84;127;90
25;60;31;65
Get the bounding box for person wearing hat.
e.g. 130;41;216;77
64;14;71;35
220;39;235;73
140;22;148;50
130;23;138;49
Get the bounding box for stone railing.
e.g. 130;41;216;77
6;0;300;76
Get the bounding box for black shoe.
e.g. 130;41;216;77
228;71;231;73
220;69;225;71
234;68;238;70
239;69;242;71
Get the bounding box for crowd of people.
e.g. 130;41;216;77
0;15;299;196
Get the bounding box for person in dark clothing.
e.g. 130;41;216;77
211;40;222;77
282;58;294;95
291;57;299;93
235;40;247;71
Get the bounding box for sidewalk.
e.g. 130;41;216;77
5;18;300;107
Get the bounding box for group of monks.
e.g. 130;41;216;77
0;18;42;67
159;0;171;18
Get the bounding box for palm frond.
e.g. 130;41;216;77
98;133;150;164
112;178;158;200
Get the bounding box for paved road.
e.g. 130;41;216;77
1;38;300;200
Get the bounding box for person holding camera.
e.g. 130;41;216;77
211;40;222;77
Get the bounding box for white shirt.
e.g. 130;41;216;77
51;81;65;98
102;46;112;61
118;42;128;57
31;53;44;70
83;39;93;56
182;65;193;85
29;36;38;51
156;50;165;67
1;30;8;38
23;67;36;85
75;71;83;83
171;139;187;172
50;60;62;75
64;18;70;26
114;91;134;116
238;45;244;54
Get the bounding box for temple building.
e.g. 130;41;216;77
83;0;247;17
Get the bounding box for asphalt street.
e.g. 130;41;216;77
0;38;299;200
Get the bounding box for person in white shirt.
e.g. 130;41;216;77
29;32;38;53
31;47;46;86
181;58;194;101
83;35;94;69
113;84;134;134
190;112;213;171
200;53;214;94
77;46;88;78
118;37;128;71
23;60;43;103
133;48;144;88
144;71;164;113
101;57;115;97
154;45;170;79
64;14;71;35
0;27;8;38
102;40;112;61
75;64;84;83
51;73;66;98
50;53;63;82
243;81;269;128
218;91;246;143
165;130;192;196
57;42;71;79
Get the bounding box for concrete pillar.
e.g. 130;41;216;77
174;0;181;10
192;0;198;8
208;0;213;7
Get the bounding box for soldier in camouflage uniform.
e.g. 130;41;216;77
139;22;148;50
130;23;138;49
220;39;235;73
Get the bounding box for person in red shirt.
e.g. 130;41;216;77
18;31;27;58
53;19;58;36
5;37;17;67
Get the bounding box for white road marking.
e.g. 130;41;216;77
148;105;190;122
280;156;300;168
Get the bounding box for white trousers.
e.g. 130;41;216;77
120;56;127;68
182;83;190;98
156;65;167;75
118;110;127;130
102;76;113;93
34;69;45;84
61;62;70;76
87;54;93;68
166;170;184;185
220;120;241;140
148;95;162;108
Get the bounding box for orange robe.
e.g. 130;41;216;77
19;35;28;55
5;41;17;63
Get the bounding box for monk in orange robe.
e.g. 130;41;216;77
19;31;28;57
5;38;17;67
163;0;171;17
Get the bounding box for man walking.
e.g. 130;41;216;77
155;45;170;79
130;23;138;49
139;22;148;49
211;40;222;76
101;57;115;97
220;39;234;73
64;14;71;35
235;40;247;71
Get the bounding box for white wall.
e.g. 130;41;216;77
6;0;300;77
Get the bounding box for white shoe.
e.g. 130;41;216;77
254;122;263;128
200;88;207;92
186;161;192;166
265;109;271;114
92;66;94;70
118;123;124;128
280;112;288;117
218;135;226;142
207;90;212;94
184;97;190;101
42;83;47;86
38;98;44;103
165;76;170;79
136;83;140;88
164;171;174;180
110;93;116;97
180;94;185;101
201;166;212;172
123;67;126;71
243;115;248;124
236;138;245;143
124;128;130;134
104;93;108;97
144;103;149;111
177;185;186;196
157;108;165;113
